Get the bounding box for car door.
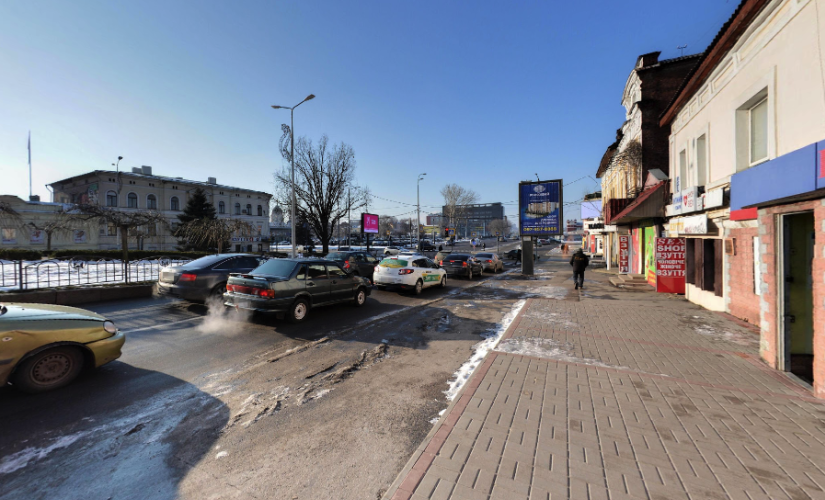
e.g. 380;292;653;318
326;263;353;302
364;253;379;281
412;258;431;286
425;259;443;287
306;263;332;304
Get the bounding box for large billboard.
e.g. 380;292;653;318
519;180;562;236
361;213;379;234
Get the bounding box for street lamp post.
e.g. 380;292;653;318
272;94;316;258
416;173;426;250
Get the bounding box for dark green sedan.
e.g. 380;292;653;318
223;258;372;323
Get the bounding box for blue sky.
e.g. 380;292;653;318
0;0;739;222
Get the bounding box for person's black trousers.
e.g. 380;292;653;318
573;271;584;288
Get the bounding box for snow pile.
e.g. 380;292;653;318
495;337;617;368
523;310;578;329
694;325;758;346
444;299;526;401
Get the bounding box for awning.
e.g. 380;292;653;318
610;181;667;224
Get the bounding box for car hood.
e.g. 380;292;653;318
0;303;107;322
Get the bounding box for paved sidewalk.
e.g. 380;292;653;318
384;261;825;500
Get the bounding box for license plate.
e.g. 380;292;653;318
235;300;251;309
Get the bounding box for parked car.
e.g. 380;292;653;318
440;254;484;279
157;254;265;302
325;250;380;283
418;241;436;251
474;252;504;273
383;246;403;256
223;258;371;322
373;255;446;294
0;303;125;393
503;248;538;261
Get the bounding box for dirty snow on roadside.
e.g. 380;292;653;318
444;299;526;401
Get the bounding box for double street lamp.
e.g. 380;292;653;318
417;173;426;250
272;94;316;257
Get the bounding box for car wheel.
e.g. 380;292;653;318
354;287;367;306
211;282;227;298
414;280;423;295
439;275;447;288
287;298;309;323
11;346;85;393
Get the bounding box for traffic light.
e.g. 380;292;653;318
444;227;450;238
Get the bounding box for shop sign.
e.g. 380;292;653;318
30;229;45;244
603;224;617;232
618;235;630;274
655;237;685;294
679;187;703;214
679;214;708;234
73;230;87;243
231;236;261;242
703;186;725;209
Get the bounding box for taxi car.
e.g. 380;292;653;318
0;303;125;393
373;255;446;294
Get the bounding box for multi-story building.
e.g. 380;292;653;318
0;195;98;250
597;51;700;282
49;166;272;252
659;0;825;395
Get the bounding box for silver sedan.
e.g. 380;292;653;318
473;252;504;273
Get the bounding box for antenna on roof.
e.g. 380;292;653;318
677;44;688;57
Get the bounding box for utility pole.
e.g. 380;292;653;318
416;173;426;250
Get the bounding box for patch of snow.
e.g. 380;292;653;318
495;337;617;368
429;417;440;425
444;299;526;401
215;451;228;459
0;432;87;474
694;325;758;346
381;339;389;344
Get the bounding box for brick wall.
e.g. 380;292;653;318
756;199;825;398
726;225;760;325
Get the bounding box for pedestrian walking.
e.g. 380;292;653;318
515;247;522;264
438;244;443;252
570;248;590;290
482;242;486;250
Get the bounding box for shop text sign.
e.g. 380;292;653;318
655;237;685;294
362;213;379;234
618;235;630;273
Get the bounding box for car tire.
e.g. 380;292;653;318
439;275;447;288
11;346;85;393
414;280;423;295
211;282;227;299
287;298;310;323
354;287;367;306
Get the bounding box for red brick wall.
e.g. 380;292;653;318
726;226;760;325
757;199;825;398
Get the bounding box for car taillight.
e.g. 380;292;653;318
438;260;443;265
486;260;493;263
462;262;467;267
179;273;197;282
257;289;275;298
398;269;414;275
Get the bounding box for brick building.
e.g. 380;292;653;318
597;51;699;279
659;0;825;395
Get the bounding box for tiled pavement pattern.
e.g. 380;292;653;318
386;268;825;500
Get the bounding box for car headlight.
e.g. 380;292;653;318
103;321;118;334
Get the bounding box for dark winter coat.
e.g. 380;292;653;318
569;251;590;273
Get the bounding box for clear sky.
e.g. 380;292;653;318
0;0;739;223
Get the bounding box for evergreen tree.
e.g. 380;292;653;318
176;188;217;251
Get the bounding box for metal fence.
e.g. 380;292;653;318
0;257;191;291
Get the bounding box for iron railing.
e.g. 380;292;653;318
0;256;191;291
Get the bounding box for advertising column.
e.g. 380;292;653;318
655;237;686;294
618;235;630;273
518;179;563;276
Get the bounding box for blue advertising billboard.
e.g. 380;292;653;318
519;180;562;236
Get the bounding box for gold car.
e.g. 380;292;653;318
0;303;126;393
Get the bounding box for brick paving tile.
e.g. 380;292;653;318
385;264;825;500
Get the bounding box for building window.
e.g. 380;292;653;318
234;203;241;215
246;204;252;215
749;97;768;165
257;205;263;217
171;196;180;211
696;134;707;187
106;191;117;207
147;194;157;210
107;222;117;236
127;192;138;208
219;201;225;214
147;224;157;237
678;149;687;191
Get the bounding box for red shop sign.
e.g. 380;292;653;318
618;235;630;274
655;237;686;294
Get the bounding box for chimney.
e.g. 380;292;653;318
132;167;142;173
29;195;40;202
636;51;661;68
141;166;153;176
208;177;217;184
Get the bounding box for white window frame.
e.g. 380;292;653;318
734;68;775;172
748;97;769;166
694;124;709;188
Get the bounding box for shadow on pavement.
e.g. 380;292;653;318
0;363;228;500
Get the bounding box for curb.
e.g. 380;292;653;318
382;297;534;500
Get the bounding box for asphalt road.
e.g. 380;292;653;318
0;241;532;499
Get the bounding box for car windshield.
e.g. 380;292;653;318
178;254;235;270
248;259;298;278
379;258;408;268
325;252;349;261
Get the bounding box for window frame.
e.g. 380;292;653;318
170;196;180;211
218;201;225;214
106;191;118;207
146;194;158;210
127;192;138;208
748;97;769;166
234;203;241;215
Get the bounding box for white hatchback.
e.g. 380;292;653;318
374;255;447;294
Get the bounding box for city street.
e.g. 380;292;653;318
0;243;530;500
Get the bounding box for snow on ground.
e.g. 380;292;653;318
444;299;526;401
694;325;759;346
0;259;188;291
494;337;619;368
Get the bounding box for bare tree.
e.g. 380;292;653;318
27;210;86;251
175;218;253;254
488;219;510;238
69;204;168;264
440;184;479;230
0;201;24;233
274;133;367;253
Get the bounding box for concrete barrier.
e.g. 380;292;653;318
0;284;154;306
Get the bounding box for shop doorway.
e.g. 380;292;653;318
781;212;815;384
